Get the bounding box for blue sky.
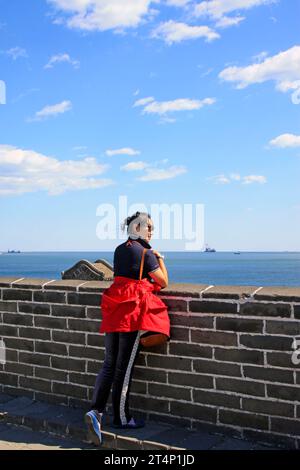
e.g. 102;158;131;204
0;0;299;252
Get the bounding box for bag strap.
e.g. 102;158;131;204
139;248;147;280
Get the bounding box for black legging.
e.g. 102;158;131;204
90;330;141;425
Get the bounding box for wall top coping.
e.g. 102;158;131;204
0;277;300;301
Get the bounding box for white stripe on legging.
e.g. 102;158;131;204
119;331;141;425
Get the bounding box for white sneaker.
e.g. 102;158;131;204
85;410;103;446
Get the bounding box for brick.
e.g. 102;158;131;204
18;302;50;315
169;326;189;341
131;395;169;414
239;302;291;318
271;417;300;436
203;286;257;300
69;345;101;360
160;298;187;312
193;389;240;409
191;330;237;347
131;380;147;395
52;330;85;345
266;320;300;336
2;289;32;301
34;367;68;382
3;312;33;326
294;306;300;319
169;343;212;359
19;352;50;367
20;376;51;393
0;325;18;336
219;409;268;430
171;401;217;423
214;347;264;365
35;341;67;356
34;316;67;329
170;314;214;329
243;365;294;384
267;384;300;402
78;281;111;292
242;398;295;417
194;359;241;377
51;356;85;372
67;292;101;306
12;279;51;289
51;304;85;318
68;318;100;333
160;283;207;298
216;317;263;333
0;276;26;287
134;366;167;383
240;334;293;351
0;301;18;312
189;300;238;314
4;337;34;351
87;334;104;348
44;280;86;291
4;362;34;376
147;355;192;371
254;287;300;303
216;377;265;396
86;307;102;320
86;359;104;374
33;291;66;304
169;371;213;389
267;351;299;369
19;327;51;340
69;372;95;387
52;382;87;399
149;383;191;401
5;349;18;362
0;372;18;386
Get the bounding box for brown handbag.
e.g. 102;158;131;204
138;247;169;348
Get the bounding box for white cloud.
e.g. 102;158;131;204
137;164;187;181
44;53;80;69
133;96;155;107
219;45;300;102
0;145;113;196
208;173;266;184
4;47;28;60
269;133;300;148
194;0;276;19
105;147;141;156
152;20;220;44
29;100;72;122
48;0;154;31
242;175;266;184
215;15;245;28
165;0;191;6
134;96;216;115
121;161;150;171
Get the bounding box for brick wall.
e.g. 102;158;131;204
0;276;299;448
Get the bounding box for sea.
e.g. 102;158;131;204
0;251;299;287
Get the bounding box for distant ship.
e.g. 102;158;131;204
234;251;241;255
7;249;21;253
204;244;216;253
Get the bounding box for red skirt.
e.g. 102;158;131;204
100;276;170;337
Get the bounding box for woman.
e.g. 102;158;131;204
85;211;170;446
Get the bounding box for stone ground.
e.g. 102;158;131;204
0;422;96;450
0;393;284;451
